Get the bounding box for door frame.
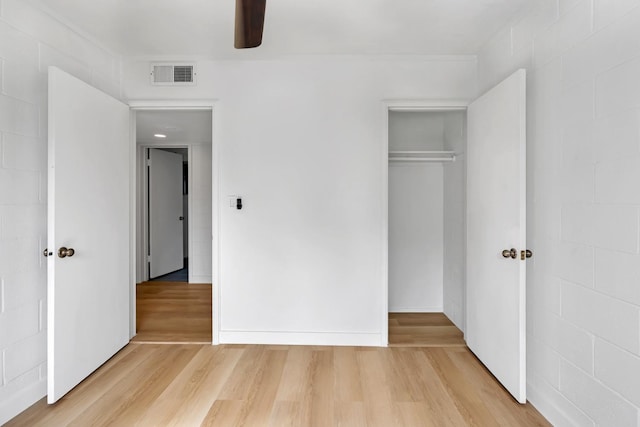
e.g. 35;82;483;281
380;99;469;346
139;144;190;282
128;100;220;345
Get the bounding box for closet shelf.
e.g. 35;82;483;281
388;150;456;163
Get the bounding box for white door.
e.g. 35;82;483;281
148;148;184;278
47;67;130;403
466;69;527;403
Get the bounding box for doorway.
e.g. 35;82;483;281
133;109;213;343
386;107;467;347
382;70;528;403
148;147;189;282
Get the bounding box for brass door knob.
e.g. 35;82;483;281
58;247;75;258
502;248;517;259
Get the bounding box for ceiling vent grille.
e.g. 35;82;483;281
150;63;197;86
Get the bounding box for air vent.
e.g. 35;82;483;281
150;63;197;86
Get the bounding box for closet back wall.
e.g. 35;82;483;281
388;163;444;311
388;112;447;312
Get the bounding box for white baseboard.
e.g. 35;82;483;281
388;306;443;313
189;275;212;284
219;330;381;346
0;378;46;425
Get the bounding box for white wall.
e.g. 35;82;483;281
125;57;476;345
478;1;640;425
442;112;466;330
0;0;122;423
388;162;444;312
388;111;446;151
189;142;212;283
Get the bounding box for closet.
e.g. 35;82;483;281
388;109;466;334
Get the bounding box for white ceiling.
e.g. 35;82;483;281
31;0;530;58
136;110;212;144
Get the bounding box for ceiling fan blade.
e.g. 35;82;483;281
234;0;266;49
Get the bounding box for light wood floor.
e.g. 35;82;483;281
133;281;212;343
389;312;466;347
6;344;550;426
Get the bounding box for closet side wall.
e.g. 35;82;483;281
443;112;467;330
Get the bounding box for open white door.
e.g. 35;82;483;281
47;67;130;403
148;148;184;278
466;69;527;403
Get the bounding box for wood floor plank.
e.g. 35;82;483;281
425;347;501;426
395;402;438;427
274;346;313;402
4;344;146;427
408;350;470;427
134;345;244;426
386;349;430;402
448;348;550;427
357;349;401;427
7;344;551;427
200;399;244;426
268;401;302;427
27;345;164;427
379;348;417;403
216;345;267;400
67;345;201;426
235;349;288;426
334;402;367;427
333;347;364;403
305;350;335;425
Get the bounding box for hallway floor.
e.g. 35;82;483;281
132;281;212;344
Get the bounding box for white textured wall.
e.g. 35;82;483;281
125;57;476;345
442;112;466;330
0;0;122;423
478;1;640;425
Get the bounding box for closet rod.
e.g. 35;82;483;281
389;157;455;163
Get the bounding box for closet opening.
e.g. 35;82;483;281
387;107;467;347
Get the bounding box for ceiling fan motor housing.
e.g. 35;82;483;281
235;0;266;49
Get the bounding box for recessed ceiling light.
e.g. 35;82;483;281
154;134;167;138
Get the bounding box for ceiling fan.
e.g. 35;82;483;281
235;0;267;48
